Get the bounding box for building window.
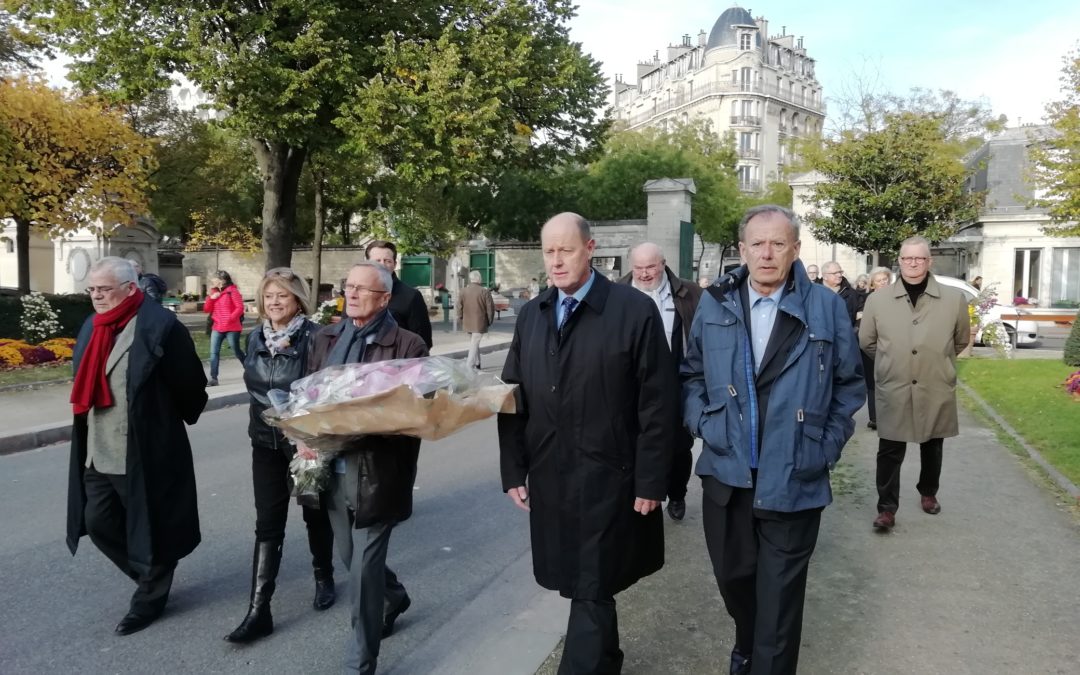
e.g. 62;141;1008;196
1014;249;1042;301
1;237;12;254
740;67;753;91
739;33;752;50
1051;248;1080;304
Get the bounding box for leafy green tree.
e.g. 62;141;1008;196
450;166;585;242
19;0;607;268
1064;317;1080;367
578;120;743;247
1029;49;1080;237
0;76;154;293
796;111;982;253
0;8;40;70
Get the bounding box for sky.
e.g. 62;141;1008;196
567;0;1080;128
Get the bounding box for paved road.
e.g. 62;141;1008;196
0;349;568;675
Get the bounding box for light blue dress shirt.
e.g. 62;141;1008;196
746;283;784;371
556;270;596;327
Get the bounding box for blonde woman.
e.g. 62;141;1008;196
860;267;893;429
225;268;335;644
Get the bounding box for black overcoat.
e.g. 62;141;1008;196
498;272;679;599
66;300;208;575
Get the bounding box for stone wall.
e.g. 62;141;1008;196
183;247;375;300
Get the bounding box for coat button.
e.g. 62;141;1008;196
550;385;556;392
912;319;918;325
912;379;918;385
911;349;918;355
550;349;555;356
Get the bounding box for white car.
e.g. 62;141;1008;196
934;276;1040;347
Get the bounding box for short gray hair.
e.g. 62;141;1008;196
869;266;892;284
90;256;137;285
627;242;665;264
738;204;801;242
899;235;932;252
349;261;393;293
468;270;482;283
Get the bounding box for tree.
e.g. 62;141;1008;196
1064;317;1080;367
20;0;607;269
0;9;40;70
796;112;982;254
1029;49;1080;236
0;76;154;293
453;165;585;242
578;120;744;247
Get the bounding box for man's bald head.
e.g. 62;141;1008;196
541;212;595;294
628;242;666;291
541;212;590;243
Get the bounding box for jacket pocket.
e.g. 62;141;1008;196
698;399;731;454
793;409;828;481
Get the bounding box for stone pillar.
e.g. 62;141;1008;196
643;178;696;279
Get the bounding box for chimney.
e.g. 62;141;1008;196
756;16;769;51
782;25;786;36
698;30;707;47
798;36;804;49
683;34;691;47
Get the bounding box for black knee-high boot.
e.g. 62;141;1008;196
225;539;283;643
304;505;336;610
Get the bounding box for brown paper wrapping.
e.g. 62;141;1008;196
265;383;518;446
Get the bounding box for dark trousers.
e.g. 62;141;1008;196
667;429;695;502
84;466;176;617
325;473;407;675
701;476;821;675
251;444;334;575
861;350;876;423
559;597;623;675
876;437;943;513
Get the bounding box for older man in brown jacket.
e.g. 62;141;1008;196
457;270;496;369
859;236;969;532
618;242;703;521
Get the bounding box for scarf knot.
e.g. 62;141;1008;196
70;289;145;414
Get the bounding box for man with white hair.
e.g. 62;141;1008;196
67;256;207;635
618;242;703;521
457;270;496;369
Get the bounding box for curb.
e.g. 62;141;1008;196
0;341;512;456
959;380;1080;501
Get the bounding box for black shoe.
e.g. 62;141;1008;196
382;595;411;639
666;499;686;521
313;576;335;611
207;377;219;387
867;420;877;430
225;539;282;643
115;610;159;636
729;648;751;675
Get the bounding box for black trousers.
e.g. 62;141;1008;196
876;437;943;513
667;429;695;502
251;444;334;574
84;466;176;616
559;597;623;675
861;350;876;423
701;476;821;675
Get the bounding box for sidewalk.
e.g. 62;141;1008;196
0;322;514;455
523;402;1080;674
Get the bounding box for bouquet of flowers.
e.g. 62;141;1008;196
264;356;517;497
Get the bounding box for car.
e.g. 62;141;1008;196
934;276;1040;347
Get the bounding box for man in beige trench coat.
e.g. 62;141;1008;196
859;236;970;531
457;270;496;369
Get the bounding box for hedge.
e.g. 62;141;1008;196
0;293;93;340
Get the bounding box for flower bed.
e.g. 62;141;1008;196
0;338;77;368
1066;370;1080;399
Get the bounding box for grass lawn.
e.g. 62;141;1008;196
0;329;215;389
958;358;1080;486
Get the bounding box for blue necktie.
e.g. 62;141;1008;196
559;297;579;332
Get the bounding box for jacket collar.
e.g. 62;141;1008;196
327;310;400;347
538;267;612;314
890;273;943;299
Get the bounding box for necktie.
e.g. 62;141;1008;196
559;296;578;333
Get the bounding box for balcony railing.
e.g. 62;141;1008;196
730;115;762;127
624;78;826;128
737;147;760;159
738;180;762;192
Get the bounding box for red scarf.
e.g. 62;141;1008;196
71;289;145;415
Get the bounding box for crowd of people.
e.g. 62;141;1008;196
66;205;969;675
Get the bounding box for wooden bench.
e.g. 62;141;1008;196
999;312;1076;326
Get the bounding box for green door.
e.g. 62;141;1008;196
679;221;695;280
400;255;432;288
469;250;495;288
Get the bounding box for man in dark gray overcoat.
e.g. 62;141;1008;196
499;213;679;674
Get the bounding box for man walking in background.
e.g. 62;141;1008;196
619;241;702;521
859;236;969;532
365;240;434;348
457;270;495;369
821;261;860;326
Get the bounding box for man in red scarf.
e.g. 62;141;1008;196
67;256;208;636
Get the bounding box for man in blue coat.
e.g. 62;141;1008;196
681;205;864;675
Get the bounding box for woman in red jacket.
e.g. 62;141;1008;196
204;270;246;386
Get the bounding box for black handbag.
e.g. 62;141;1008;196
205;314;214;336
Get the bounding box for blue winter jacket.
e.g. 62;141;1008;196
681;260;865;512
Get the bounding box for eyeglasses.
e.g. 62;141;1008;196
264;267;296;280
632;264;661;274
85;281;132;295
826;270;844;276
343;284;388;295
899;256;930;265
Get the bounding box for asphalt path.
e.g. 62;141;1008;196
0;350;567;674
